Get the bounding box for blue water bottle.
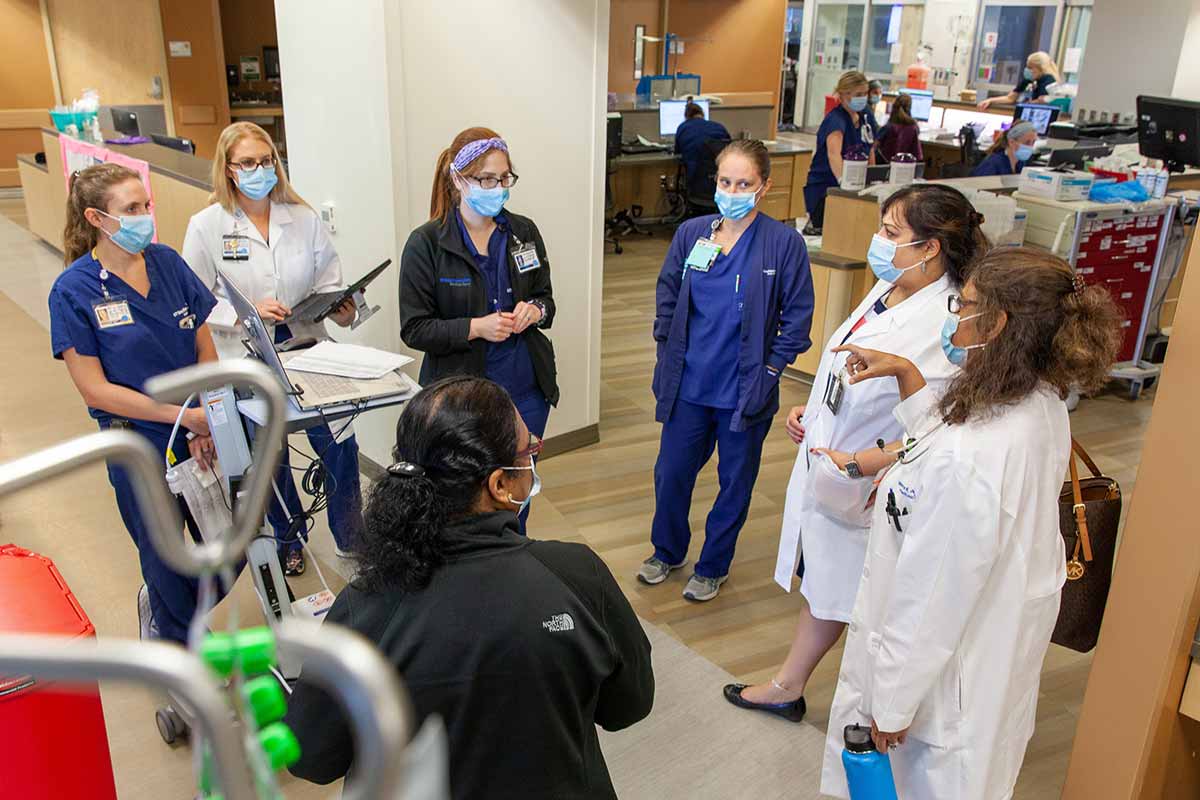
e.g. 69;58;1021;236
842;723;899;800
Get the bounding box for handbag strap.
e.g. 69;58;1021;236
1068;447;1095;563
1071;437;1103;479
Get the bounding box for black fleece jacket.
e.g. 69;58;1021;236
285;511;653;799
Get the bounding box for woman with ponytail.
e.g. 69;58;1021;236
49;163;220;644
284;377;652;800
816;247;1121;799
399;128;557;534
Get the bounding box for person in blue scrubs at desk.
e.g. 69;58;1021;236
674;101;731;188
49;163;219;645
803;70;877;236
640;139;815;602
972;120;1038;177
978;51;1061;109
399;127;557;531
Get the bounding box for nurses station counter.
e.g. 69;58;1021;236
17;127;211;253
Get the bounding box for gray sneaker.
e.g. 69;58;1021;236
137;583;159;640
636;556;688;585
683;573;728;602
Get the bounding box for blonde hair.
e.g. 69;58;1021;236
209;122;309;213
835;70;869;97
1027;51;1061;83
63;163;142;265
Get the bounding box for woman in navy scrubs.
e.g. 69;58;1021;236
979;51;1060;109
972;120;1038;177
803;70;877;235
399;127;556;530
49;163;219;644
640;139;815;602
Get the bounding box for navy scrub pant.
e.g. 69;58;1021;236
803;182;834;229
266;426;364;555
651;398;772;579
512;390;551;533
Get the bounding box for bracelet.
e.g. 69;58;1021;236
530;299;548;327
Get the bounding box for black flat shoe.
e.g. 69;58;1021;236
722;683;807;723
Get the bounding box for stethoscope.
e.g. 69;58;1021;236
875;420;944;466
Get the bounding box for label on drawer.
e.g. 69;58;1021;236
1100;236;1112;250
1121;292;1134;299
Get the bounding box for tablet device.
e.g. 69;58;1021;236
285;259;392;326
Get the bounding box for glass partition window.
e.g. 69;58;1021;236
973;3;1057;95
1056;4;1091;85
805;2;866;126
865;3;925;82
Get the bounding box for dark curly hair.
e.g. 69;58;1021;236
880;183;989;288
353;376;520;593
938;246;1123;425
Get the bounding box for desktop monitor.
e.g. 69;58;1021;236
659;98;709;137
111;107;140;137
1013;103;1060;136
1137;95;1200;170
898;89;934;122
150;133;196;155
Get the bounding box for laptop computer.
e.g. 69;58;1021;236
283;258;393;327
218;273;412;411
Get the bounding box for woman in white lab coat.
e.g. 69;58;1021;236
182;122;361;576
725;184;986;720
819;247;1121;799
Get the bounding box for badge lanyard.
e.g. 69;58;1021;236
93;262;135;329
510;231;541;274
222;218;251;262
684;218;724;275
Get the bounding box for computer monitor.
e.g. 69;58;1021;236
659;98;709;138
897;89;934;122
1013;103;1060;136
1137;95;1200;171
111;108;140;137
150;133;196;155
1048;144;1112;170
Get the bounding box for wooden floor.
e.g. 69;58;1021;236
543;228;1155;799
0;197;1155;798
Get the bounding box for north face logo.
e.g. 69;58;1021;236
542;613;575;632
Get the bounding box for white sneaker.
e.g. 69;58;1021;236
636;556;688;585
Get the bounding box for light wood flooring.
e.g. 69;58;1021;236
0;197;1155;798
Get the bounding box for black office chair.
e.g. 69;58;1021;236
682;136;729;219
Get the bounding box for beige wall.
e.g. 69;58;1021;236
0;0;57;186
158;0;230;159
45;0;168;107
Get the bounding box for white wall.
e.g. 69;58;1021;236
923;0;976;99
275;0;608;466
1171;5;1200;100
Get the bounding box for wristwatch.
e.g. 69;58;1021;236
845;453;863;479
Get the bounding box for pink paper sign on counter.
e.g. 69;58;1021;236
59;136;158;242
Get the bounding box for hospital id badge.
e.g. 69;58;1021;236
513;243;541;273
222;234;250;261
823;369;846;415
685;238;722;272
93;297;134;328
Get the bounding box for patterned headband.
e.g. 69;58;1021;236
451;137;508;172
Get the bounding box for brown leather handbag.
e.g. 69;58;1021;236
1051;439;1122;653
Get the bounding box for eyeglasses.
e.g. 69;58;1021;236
464;173;519;190
948;295;979;314
230;155;275;171
514;433;543;461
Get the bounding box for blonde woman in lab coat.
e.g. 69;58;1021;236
819;247;1121;799
725;184;986;720
182;122;361;576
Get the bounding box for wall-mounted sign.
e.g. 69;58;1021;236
168;41;192;57
240;56;261;81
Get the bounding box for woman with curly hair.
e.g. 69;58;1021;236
284;376;653;800
818;247;1122;799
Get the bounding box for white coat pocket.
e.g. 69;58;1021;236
810;452;874;528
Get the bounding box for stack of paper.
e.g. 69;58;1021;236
284;341;413;379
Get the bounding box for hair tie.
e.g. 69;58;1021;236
970;210;986;227
387;461;425;478
1072;273;1087;295
451;137;508;173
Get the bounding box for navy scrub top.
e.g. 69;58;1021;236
1015;74;1055;102
971;151;1022;177
455;210;538;401
678;214;762;410
674;117;732;181
48;243;216;442
807;105;876;188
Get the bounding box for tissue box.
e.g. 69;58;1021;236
1019;168;1095;202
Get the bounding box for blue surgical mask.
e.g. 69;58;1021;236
1015;144;1036;162
464;184;509;218
96;209;155;254
848;96;869;112
867;233;928;283
941;312;986;366
236;165;278;201
1023;67;1035;81
714;188;760;221
505;460;541;514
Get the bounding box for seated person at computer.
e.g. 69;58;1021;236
803;70;876;236
182;121;364;577
674;101;731;185
978;51;1060;109
972;120;1037;177
874;93;923;164
284;376;654;800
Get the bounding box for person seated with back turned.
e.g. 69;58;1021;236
284;376;654;800
674;100;731;185
874;92;924;165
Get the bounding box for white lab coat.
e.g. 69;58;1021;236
773;275;957;621
181;201;344;361
820;383;1069;800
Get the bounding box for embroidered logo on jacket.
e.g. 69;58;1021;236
439;277;472;286
542;613;575;633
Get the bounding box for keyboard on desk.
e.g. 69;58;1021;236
621;143;671;155
292;370;359;397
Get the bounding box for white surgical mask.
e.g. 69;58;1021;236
504;460;541;514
